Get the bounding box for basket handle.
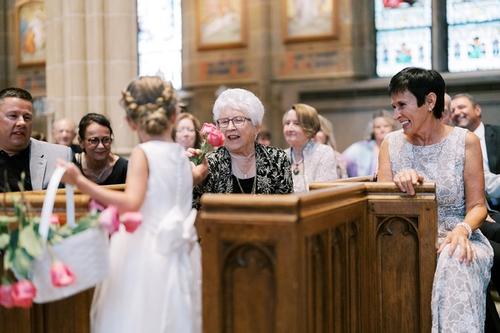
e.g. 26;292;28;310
39;166;76;242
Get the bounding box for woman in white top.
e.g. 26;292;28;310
283;103;338;192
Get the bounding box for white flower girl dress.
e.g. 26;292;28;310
91;141;201;333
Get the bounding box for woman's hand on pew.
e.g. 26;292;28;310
393;169;424;196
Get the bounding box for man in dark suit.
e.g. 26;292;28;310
0;87;72;192
451;93;500;209
451;93;500;332
483;124;500;213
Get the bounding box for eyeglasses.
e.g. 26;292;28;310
216;116;251;129
86;136;113;147
176;127;196;133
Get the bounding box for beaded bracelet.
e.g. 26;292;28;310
457;222;472;239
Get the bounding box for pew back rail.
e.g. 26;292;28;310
199;182;437;333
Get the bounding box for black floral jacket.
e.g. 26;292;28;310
193;143;293;208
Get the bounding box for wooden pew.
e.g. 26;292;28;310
0;186;124;333
198;181;437;333
2;182;437;332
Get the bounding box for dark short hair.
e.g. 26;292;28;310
388;67;445;119
78;113;113;140
0;87;33;103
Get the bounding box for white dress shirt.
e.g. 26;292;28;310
474;122;490;171
475;122;500;203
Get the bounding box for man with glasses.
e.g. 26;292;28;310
0;87;72;192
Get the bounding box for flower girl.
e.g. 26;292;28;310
60;76;206;333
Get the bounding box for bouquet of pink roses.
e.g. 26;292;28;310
0;197;96;308
190;123;224;165
0;196;142;309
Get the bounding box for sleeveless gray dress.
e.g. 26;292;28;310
386;127;493;333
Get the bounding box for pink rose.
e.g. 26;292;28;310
200;123;218;136
11;280;37;308
89;199;106;212
207;129;224;147
0;284;14;308
99;205;120;234
383;0;402;8
50;214;60;225
200;122;224;147
50;261;76;287
120;212;142;233
190;123;225;165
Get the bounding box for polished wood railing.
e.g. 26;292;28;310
1;182;436;332
198;182;437;333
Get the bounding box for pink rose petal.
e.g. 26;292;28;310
120;212;142;233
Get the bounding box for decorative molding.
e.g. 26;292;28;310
377;215;419;238
222;242;276;332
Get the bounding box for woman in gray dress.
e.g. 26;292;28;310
378;67;493;332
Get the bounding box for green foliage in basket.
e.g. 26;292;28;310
0;195;99;282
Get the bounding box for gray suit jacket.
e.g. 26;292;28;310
29;138;72;190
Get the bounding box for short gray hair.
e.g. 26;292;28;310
212;88;264;126
451;93;478;107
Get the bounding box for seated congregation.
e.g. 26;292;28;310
1;66;500;332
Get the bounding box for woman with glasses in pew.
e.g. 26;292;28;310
193;88;293;208
173;112;203;150
74;113;128;185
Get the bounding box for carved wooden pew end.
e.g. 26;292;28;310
199;181;437;333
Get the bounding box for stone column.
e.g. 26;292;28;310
45;0;137;155
0;1;8;87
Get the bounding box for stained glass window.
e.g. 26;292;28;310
375;0;432;77
137;0;182;88
447;0;500;72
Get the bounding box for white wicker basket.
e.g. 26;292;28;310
31;166;109;303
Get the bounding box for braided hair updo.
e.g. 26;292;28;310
120;76;178;136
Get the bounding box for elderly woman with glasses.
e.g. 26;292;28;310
74;113;128;185
193;88;293;208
